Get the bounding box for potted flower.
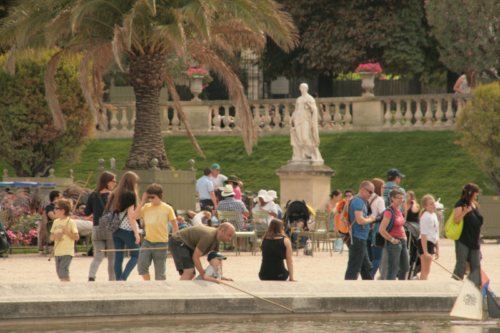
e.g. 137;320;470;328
355;63;383;97
185;67;213;101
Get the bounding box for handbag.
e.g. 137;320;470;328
443;209;464;240
99;206;127;233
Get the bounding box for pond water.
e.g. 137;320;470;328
2;319;500;333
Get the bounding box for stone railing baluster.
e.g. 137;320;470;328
172;109;180;132
282;104;290;130
414;100;423;126
383;101;392;127
130;107;136;131
343;103;352;126
119;107;129;130
394;100;402;127
334;103;343;129
109;109;119;131
232;105;241;132
445;98;454;126
263;104;272;131
424;99;434;126
435;99;444;126
403;100;412;127
252;105;261;132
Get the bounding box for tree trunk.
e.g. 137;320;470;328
318;73;334;97
125;54;171;170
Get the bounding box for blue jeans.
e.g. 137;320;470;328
366;231;383;277
345;237;373;280
386;238;409;280
112;229;140;281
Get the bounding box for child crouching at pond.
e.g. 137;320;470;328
195;251;233;283
50;199;79;282
418;194;440;280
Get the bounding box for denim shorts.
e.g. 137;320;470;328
137;239;168;280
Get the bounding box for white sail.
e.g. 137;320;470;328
450;278;483;321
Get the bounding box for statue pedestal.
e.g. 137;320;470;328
275;161;335;211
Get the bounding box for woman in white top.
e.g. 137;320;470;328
418;194;440;280
188;206;213;227
368;178;386;276
453;68;475;106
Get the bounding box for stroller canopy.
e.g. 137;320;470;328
283;200;310;224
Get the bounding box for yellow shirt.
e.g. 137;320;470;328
51;218;78;257
141;202;176;243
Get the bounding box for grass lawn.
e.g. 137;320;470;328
0;131;494;213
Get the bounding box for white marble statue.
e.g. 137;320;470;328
290;83;324;164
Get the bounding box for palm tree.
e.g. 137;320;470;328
0;0;297;169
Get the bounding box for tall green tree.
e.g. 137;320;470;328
0;0;297;169
261;0;443;96
0;49;94;176
426;0;500;78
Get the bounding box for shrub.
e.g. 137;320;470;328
456;82;500;194
0;49;94;177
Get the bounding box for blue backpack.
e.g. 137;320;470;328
373;206;404;248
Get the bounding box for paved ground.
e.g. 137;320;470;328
0;239;498;288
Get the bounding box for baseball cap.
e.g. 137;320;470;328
387;168;405;178
207;251;227;262
211;164;220;170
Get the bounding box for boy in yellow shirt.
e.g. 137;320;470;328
50;198;79;282
135;184;177;280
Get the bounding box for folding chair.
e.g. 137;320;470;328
217;210;257;255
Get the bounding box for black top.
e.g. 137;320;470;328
259;237;287;280
85;192;110;227
455;199;483;250
45;203;55;222
107;191;137;213
406;201;420;223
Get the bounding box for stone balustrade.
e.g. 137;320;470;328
95;93;472;139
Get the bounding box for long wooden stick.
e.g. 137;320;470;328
431;259;464;282
100;247;169;252
48;170;94;261
220;281;294;313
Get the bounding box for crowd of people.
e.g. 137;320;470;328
37;163;483;284
329;168;483;282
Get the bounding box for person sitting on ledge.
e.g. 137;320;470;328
168;222;235;281
259;219;296;282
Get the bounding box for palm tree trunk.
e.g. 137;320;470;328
125;53;171;170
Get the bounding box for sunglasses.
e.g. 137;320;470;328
54;207;63;210
148;196;156;199
363;187;374;195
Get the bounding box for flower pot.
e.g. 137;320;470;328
359;72;376;97
189;75;204;101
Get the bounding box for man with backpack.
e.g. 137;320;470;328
344;181;376;280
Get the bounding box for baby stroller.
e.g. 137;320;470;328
282;200;310;249
404;221;421;279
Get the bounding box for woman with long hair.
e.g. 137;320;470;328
367;178;386;276
85;171;117;281
106;171;141;281
258;219;296;281
406;191;420;224
452;183;483;280
453;68;476;106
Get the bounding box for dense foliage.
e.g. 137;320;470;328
426;0;500;77
261;0;437;79
456;83;500;194
0;49;94;177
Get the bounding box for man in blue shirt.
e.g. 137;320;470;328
345;181;376;280
196;167;218;210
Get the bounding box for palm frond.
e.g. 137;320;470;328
45;9;73;47
78;43;112;130
195;48;257;154
5;44;16;75
162;68;205;158
45;48;70;131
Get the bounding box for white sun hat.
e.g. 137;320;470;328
267;190;278;199
220;185;236;197
257;189;273;203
